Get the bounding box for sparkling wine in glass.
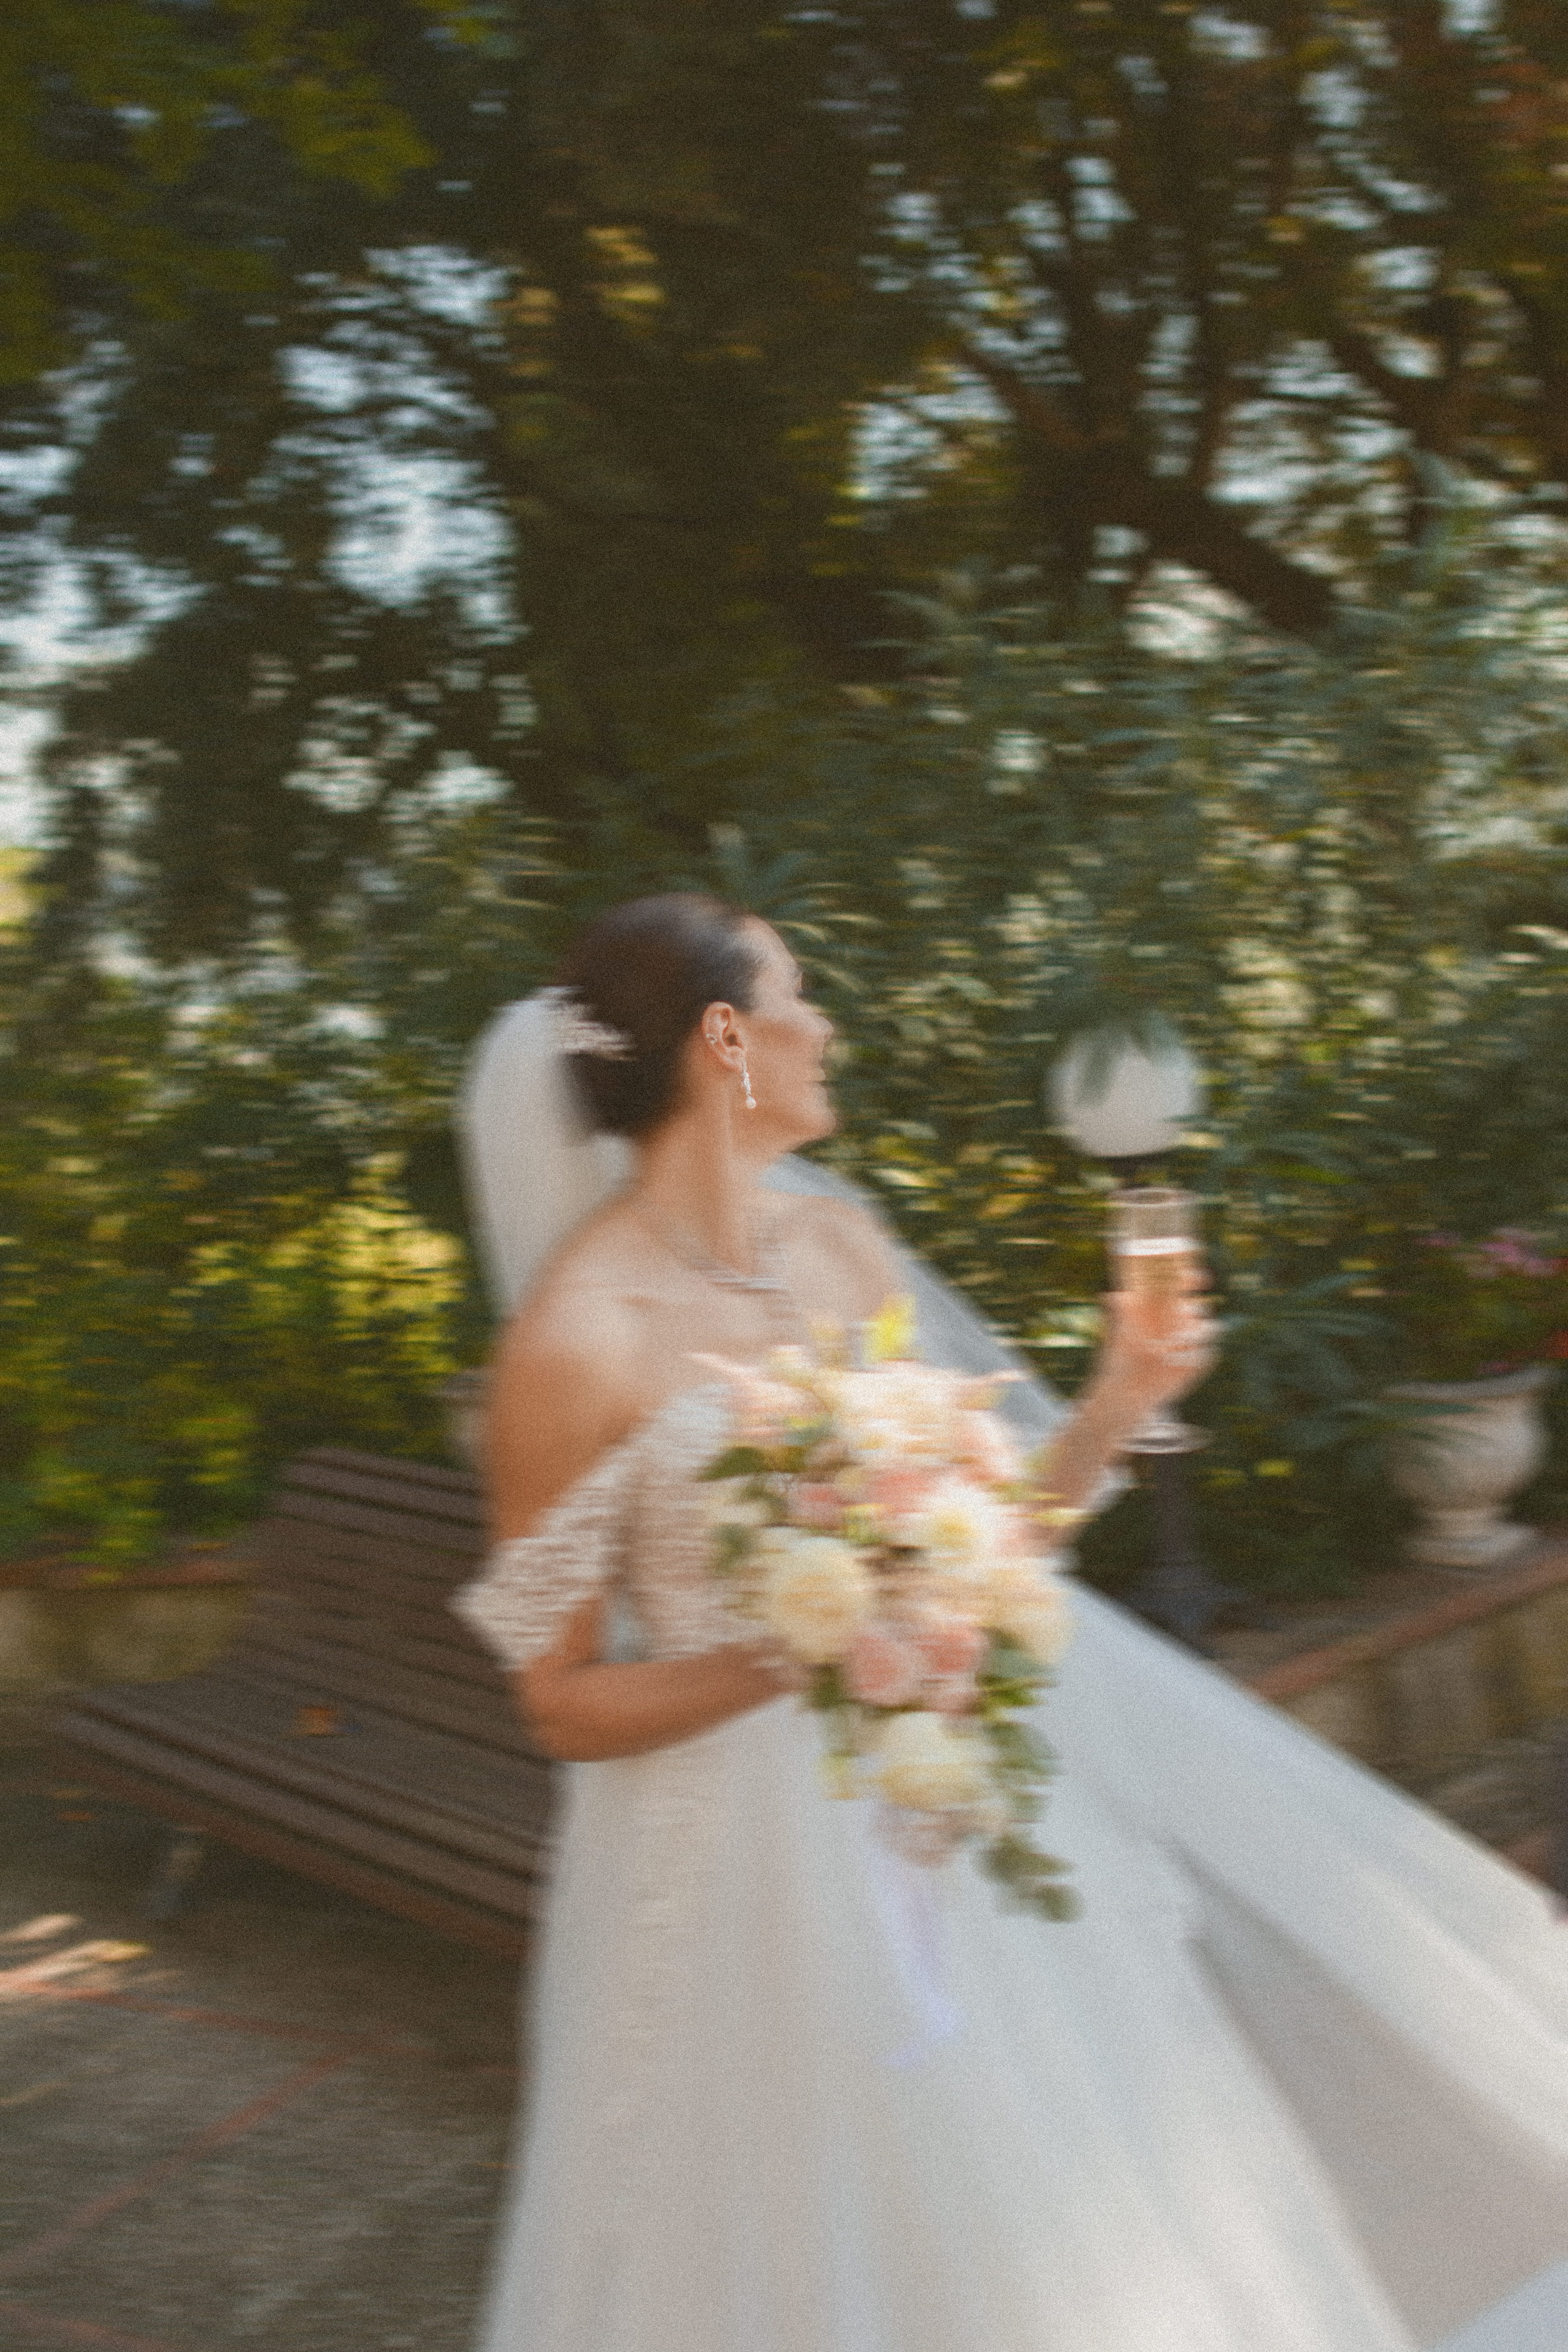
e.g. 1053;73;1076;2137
1109;1187;1206;1456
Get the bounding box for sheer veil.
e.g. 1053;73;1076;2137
456;993;636;1317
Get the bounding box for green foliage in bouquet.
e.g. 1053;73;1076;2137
973;1639;1076;1923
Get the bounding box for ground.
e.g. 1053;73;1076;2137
0;1647;1559;2352
0;1700;517;2352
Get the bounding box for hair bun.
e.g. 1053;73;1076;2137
552;894;759;1137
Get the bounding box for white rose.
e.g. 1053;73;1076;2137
833;1365;961;1460
874;1710;989;1811
984;1560;1073;1666
760;1531;874;1664
910;1478;1013;1582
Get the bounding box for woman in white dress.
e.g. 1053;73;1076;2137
456;893;1568;2352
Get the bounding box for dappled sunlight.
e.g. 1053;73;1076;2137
0;1912;148;2003
0;1912;81;1945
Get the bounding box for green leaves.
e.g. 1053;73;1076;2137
0;2;465;383
979;1832;1080;1925
697;1444;771;1483
0;949;467;1564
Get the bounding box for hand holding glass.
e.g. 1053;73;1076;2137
1109;1188;1208;1456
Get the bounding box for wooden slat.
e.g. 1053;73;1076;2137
278;1460;485;1527
250;1562;481;1646
258;1548;479;1612
258;1521;485;1606
234;1625;528;1750
292;1445;483;1501
263;1487;485;1560
49;1746;531;1958
71;1679;552;1869
88;1648;537;1798
244;1526;485;1608
243;1586;487;1671
268;1515;484;1571
57;1711;546;1919
141;1617;526;1750
242;1602;501;1687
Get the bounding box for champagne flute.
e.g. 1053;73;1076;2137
1109;1186;1207;1456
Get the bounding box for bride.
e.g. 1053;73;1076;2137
455;893;1568;2352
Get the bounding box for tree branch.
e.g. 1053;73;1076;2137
1136;481;1341;641
1321;324;1445;445
958;341;1341;638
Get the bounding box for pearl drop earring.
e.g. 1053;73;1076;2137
741;1052;757;1111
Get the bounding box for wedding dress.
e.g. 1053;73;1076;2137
453;1142;1568;2352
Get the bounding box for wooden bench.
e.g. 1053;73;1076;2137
53;1448;549;1958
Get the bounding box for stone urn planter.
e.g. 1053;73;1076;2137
0;1546;252;1698
1386;1366;1554;1572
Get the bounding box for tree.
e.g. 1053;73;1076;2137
21;0;1568;970
10;2;523;965
490;0;1568;664
0;0;475;384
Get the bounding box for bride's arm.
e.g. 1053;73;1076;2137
519;1596;793;1762
1030;1285;1218;1525
487;1288;792;1764
798;1191;1216;1527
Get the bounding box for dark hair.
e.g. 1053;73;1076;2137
552;894;761;1137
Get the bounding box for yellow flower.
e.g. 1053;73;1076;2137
864;1292;919;1365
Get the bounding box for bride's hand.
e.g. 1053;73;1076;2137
1029;1272;1220;1519
731;1639;810;1699
1090;1279;1219;1427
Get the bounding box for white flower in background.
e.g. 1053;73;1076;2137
985;1560;1073;1666
760;1530;875;1664
875;1711;989;1811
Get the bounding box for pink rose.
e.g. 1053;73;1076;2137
1000;1502;1042;1557
862;1461;939;1542
846;1625;925;1709
913;1616;987;1679
927;1671;981;1716
792;1481;847;1532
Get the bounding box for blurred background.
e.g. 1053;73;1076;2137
5;0;1568;1608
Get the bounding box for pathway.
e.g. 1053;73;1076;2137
0;1703;517;2352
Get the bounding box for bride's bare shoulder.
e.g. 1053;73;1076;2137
486;1234;658;1537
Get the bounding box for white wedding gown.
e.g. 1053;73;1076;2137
454;1169;1568;2352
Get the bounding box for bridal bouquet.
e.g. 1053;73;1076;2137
698;1300;1080;1922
